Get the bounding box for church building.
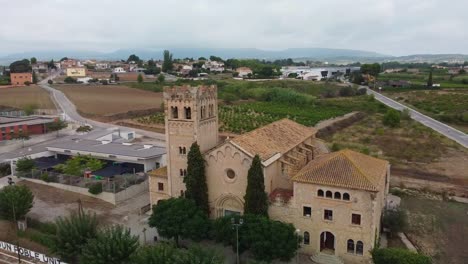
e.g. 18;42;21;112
149;85;390;263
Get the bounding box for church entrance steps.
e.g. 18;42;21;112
310;252;344;264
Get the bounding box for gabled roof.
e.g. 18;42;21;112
231;119;316;161
292;149;388;192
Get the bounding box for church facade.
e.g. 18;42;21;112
149;85;390;263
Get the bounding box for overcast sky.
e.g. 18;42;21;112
1;0;467;56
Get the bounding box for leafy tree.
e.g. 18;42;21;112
209;55;223;62
79;225;139;264
427;70;433;87
15;157;36;173
339;86;356;97
32;71;38;84
287;72;298;78
137;73;143;83
382;109;401;128
147;59;156;67
148;198;210;247
383;209;407;237
60;57;68;62
54;155;104;176
47;59;57;70
401;108;411;120
132;244;178;264
127;54;140;63
198;57;207;61
372;248;432;264
64;76;77;83
162;50;174;72
361;63;381;77
184;142;209;214
46;119;68;137
0;185;34;221
53;210;99;263
176;246;224;264
23;103;38;115
157;74;165;83
213;215;300;262
9;59;31;73
244;155;268;216
30;57;37;64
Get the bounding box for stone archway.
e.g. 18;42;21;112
214;194;244;218
320;231;335;253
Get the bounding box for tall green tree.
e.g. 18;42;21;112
9;59;31;73
157;74;165;83
15;157;36;174
126;54;140;63
54;155;104;176
427;70;433;87
148;198;210;247
32;71;38;84
46;119;68;137
30;57;37;64
0;185;34;221
360;63;381;77
162;50;174;72
244;155;268;216
184;142;209;214
137;73;143;83
132;244;178;264
53;210;99;263
79;225;139;264
382;109;401;128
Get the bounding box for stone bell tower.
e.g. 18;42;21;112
164;85;219;197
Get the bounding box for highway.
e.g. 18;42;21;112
366;88;468;148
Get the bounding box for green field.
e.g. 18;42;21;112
379;71;468;89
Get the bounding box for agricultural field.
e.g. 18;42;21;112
54;84;163;120
379;69;468;89
383;90;468;132
398;191;468;264
323;113;468;184
0;85;55;110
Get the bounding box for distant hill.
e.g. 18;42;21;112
0;48;388;65
1;48;467;65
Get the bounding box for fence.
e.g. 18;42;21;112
0;109;59;117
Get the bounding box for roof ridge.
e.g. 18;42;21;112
340;150;377;189
292;151;340;181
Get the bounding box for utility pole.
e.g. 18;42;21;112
231;217;243;264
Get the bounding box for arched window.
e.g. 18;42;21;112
179;169;184;176
343;193;350;201
180;190;185;197
303;232;310;245
326;191;333;198
184;107;191;119
182;147;186;155
334;192;341;200
347;239;355;253
171;106;179;118
183;169;187;176
179;147;183;154
356;241;363;255
318;189;324;197
200;106;205;119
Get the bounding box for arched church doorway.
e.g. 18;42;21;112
320;231;335;253
214;194;244;218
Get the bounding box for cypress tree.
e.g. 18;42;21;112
244;155;268;216
184;142;209;215
427;70;433;87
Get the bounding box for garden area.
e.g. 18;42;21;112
392;189;468;264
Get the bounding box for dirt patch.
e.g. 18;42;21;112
0;85;55;110
80;107;161;123
55;84;163;117
114;120;165;134
316;112;366;138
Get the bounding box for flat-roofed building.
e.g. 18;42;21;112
0;116;56;141
10;72;32;85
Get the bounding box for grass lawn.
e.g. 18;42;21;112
0;85;55;110
399;193;468;264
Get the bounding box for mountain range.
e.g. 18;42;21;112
0;48;467;65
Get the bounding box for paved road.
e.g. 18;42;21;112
366;88;468;148
38;77;166;142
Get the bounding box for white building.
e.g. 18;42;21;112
113;67;126;73
203;61;225;73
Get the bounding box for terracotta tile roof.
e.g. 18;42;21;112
231;119;316;161
148;166;167;178
292;149;388;191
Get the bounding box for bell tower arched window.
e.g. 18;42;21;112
171;106;178;118
184;107;191;119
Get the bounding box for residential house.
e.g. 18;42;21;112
236;67;253;77
203;61;225;73
66;67;87;77
113;67;126;73
10;72;32;85
95;63;110;70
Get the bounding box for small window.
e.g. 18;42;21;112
334;192;341;199
303;232;310;245
184;107;191;119
347;239;355;253
183;147;186;154
155;162;160;169
318;189;324;197
352;214;361;225
324;209;333;221
183;169;187;176
158;182;164;191
343;193;350;201
356;241;363;255
226;169;236;179
171;106;178;118
179;169;184;176
303;206;311;217
180;190;184;197
326;191;333;198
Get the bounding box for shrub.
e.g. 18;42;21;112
401;108;411;120
88;183;103;195
64;77;76;83
339;86;356;97
357;87;367;95
48;79;53;84
40;173;51;183
24;81;31;86
331;143;341;151
383;209;407;237
383;109;401;127
372;248;432;264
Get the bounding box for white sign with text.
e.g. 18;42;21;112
0;240;66;264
